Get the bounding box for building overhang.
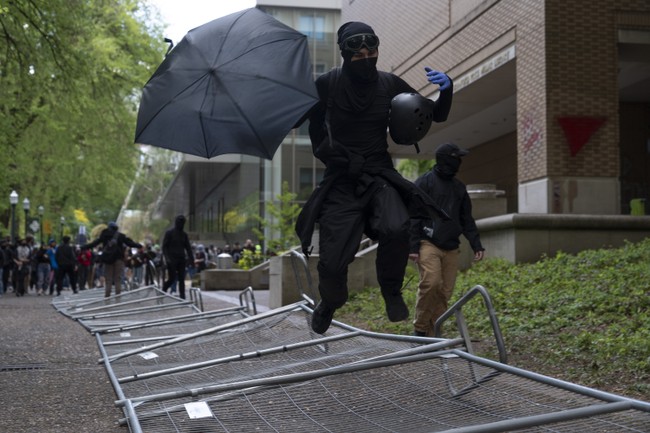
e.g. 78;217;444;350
154;154;243;220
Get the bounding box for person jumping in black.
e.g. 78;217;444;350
297;21;454;334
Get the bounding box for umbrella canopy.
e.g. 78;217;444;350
135;8;319;159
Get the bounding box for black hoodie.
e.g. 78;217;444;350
162;215;193;264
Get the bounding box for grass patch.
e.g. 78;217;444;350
337;238;650;400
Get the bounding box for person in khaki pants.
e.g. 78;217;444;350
409;143;485;337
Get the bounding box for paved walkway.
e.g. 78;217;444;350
0;286;267;432
204;288;270;312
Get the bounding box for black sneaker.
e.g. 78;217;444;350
413;330;426;337
311;301;335;334
385;294;409;322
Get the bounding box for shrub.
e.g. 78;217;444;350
238;249;265;270
337;238;650;399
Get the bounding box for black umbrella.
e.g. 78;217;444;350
135;8;318;159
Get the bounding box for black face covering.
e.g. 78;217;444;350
434;154;462;179
347;56;378;82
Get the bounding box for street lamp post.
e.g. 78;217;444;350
9;190;18;244
60;216;65;241
38;205;45;245
22;197;30;238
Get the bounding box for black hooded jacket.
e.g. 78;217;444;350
296;68;453;254
55;240;77;267
308;68;452;166
162;216;193;265
409;168;484;253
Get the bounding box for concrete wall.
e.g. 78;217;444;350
200;262;269;291
458;185;508;269
267;248;378;309
476;214;650;264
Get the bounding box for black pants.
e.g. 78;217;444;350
56;264;77;294
2;265;10;293
145;265;155;285
317;180;410;308
15;266;29;296
77;265;90;290
163;260;187;299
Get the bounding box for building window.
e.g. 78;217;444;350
299;15;325;40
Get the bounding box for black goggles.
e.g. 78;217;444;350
339;33;380;52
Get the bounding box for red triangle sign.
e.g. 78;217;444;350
557;116;606;157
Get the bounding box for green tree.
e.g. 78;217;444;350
123;146;178;241
129;147;180;211
253;181;301;254
0;0;166;232
396;158;435;180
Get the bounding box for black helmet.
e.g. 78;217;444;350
389;92;433;145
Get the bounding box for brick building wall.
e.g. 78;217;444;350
513;0;547;182
544;0;619;181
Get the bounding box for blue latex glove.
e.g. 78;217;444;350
425;67;451;91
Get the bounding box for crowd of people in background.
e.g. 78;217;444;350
0;227;261;298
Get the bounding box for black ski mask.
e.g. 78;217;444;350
434;154;462;179
174;215;186;231
434;143;468;179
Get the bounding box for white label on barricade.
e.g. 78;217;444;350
139;351;158;360
185;402;213;419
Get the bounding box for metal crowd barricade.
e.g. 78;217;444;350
52;253;650;432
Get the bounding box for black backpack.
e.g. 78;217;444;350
101;231;121;264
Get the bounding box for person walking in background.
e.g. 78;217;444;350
242;239;256;255
76;244;93;290
231;242;242;263
194;244;207;273
161;215;194;299
131;245;147;287
0;238;12;296
186;243;197;280
29;239;39;293
34;243;51;296
81;222;142;297
296;21;454;334
55;235;77;295
14;238;31;296
409;143;485;337
24;236;36;293
91;246;105;288
143;243;158;286
46;239;58;295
